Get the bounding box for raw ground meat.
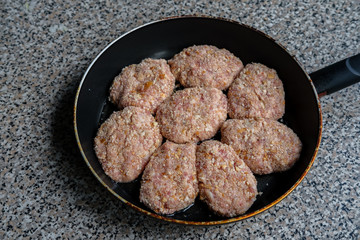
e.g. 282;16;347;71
94;106;162;182
140;141;198;215
196;140;258;217
228;63;285;120
169;45;243;90
221;118;302;175
110;58;175;113
155;87;228;143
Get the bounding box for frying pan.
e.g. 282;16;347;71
74;16;360;225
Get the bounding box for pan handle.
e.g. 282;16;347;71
310;53;360;97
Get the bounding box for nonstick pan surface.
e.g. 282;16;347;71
74;16;322;225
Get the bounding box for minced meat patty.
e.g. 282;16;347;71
155;87;228;143
140;141;198;215
110;58;175;113
94;106;162;182
228;63;285;120
196;140;258;217
221;118;302;175
168;45;243;90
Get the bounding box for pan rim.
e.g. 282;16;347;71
73;15;323;225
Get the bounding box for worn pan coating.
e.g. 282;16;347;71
74;16;322;225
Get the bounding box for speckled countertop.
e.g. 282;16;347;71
1;0;359;239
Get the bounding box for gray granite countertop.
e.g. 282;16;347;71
1;0;359;239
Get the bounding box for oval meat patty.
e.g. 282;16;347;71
94;106;162;182
228;63;285;120
156;87;228;143
140;141;198;215
221;119;302;175
168;45;243;90
110;58;175;113
196;140;258;217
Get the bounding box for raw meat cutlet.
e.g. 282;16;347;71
196;140;258;217
155;87;228;143
140;141;198;215
169;45;243;90
221;118;302;175
94;106;162;182
110;58;175;113
228;63;285;120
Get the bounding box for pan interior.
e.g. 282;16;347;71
75;17;321;223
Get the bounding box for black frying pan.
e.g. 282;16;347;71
74;16;360;225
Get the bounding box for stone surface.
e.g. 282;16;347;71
1;0;359;239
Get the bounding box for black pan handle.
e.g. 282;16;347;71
310;53;360;97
